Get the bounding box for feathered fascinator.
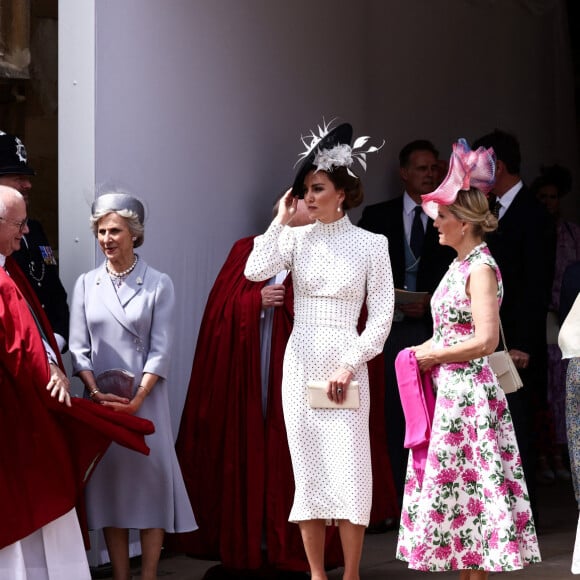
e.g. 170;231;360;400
421;138;496;219
291;118;384;198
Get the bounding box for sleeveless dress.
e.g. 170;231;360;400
396;243;541;572
245;215;394;526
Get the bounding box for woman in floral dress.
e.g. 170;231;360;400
396;140;541;579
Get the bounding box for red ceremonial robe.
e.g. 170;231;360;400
169;237;398;571
0;258;155;550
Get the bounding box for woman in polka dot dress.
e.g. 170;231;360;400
396;140;541;579
245;122;394;580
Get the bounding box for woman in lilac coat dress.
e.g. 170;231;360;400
69;192;196;580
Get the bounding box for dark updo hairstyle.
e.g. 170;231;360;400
472;129;521;175
323;166;364;210
448;187;498;238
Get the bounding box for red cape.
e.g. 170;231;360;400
1;258;155;549
169;238;398;571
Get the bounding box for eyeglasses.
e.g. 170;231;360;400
0;216;28;232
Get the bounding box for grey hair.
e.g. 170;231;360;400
90;208;145;248
0;187;24;217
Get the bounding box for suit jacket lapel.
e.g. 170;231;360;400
115;259;147;308
389;198;407;289
498;185;528;224
424;218;438;245
94;261;144;336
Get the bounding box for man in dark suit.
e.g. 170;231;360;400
472;129;550;525
0;131;69;352
359;140;454;508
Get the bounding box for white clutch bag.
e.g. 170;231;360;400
307;381;360;409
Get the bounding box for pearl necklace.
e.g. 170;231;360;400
106;254;138;287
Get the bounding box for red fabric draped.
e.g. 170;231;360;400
0;258;154;550
367;351;400;522
170;237;398;571
170;238;341;570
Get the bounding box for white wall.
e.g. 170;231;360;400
58;0;95;385
59;0;579;432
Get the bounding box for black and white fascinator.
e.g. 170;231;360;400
291;118;384;198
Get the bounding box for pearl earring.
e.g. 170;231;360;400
337;206;342;213
132;237;137;241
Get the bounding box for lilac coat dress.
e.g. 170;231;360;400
69;258;196;532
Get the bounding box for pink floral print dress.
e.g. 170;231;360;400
396;243;541;572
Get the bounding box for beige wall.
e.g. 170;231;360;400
57;0;580;432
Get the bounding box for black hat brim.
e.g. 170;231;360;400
0;166;35;176
291;123;353;198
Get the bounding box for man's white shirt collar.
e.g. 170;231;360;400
403;191;420;215
497;180;523;216
403;191;427;240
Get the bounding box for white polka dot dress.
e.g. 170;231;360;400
245;215;394;526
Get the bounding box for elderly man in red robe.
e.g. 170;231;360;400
170;199;398;578
0;185;154;578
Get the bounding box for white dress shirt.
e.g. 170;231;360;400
495;180;523;219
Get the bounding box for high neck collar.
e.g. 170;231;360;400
315;213;351;232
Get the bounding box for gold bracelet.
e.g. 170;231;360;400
87;386;100;399
138;385;150;395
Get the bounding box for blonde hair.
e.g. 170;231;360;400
448;187;498;237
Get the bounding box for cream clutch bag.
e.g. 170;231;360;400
307;381;360;409
488;351;523;394
488;319;523;394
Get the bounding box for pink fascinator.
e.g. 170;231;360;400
421;138;496;219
